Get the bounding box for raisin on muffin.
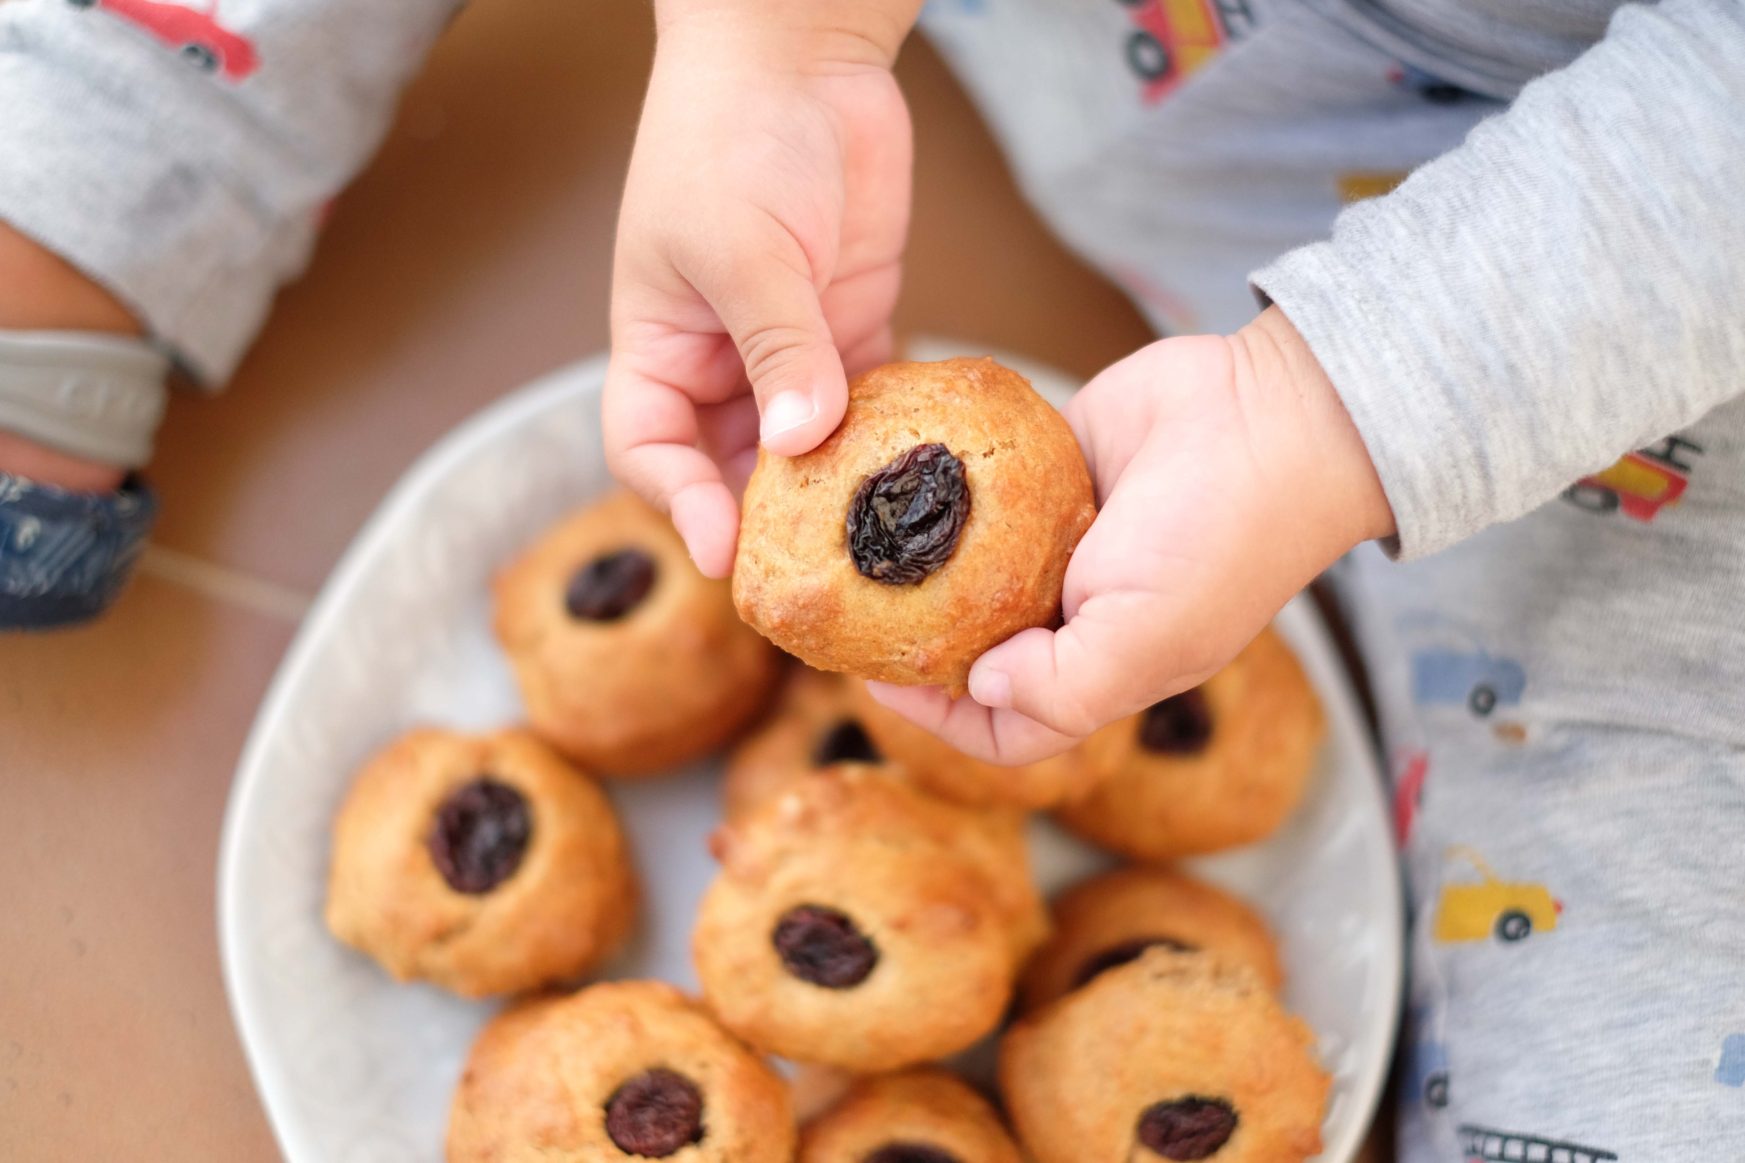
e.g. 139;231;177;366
447;979;794;1162
325;727;635;998
1054;627;1323;860
1001;949;1329;1163
495;490;781;776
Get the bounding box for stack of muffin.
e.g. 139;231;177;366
324;359;1334;1162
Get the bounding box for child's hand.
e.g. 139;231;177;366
869;307;1395;764
604;2;920;578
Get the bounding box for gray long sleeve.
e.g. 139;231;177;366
1252;0;1745;560
0;0;460;384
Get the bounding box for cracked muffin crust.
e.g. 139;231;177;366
732;358;1095;695
325;727;635;998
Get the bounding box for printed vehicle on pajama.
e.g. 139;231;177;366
1562;434;1703;524
1401;614;1527;720
1116;0;1252;102
1394;748;1430;845
1403;1006;1450;1112
64;0;259;80
1717;1034;1745;1088
1458;1124;1617;1163
1433;848;1560;945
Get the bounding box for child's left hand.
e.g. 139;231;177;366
868;307;1395;764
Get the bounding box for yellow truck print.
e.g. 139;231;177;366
1434;847;1561;944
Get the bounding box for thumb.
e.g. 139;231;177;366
705;227;849;457
965;594;1157;739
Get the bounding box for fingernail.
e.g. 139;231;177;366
969;666;1012;709
760;390;817;443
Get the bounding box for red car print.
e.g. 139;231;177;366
1563;433;1702;523
67;0;259;82
1116;0;1252;103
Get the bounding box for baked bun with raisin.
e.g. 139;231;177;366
1054;627;1323;860
693;767;1045;1071
494;490;781;776
1000;950;1328;1163
325;728;635;998
733;358;1095;695
722;667;895;822
447;979;794;1162
1018;866;1283;1015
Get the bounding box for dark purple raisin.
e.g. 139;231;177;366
1136;1096;1238;1160
1071;936;1197;990
772;904;879;988
865;1145;963;1163
604;1068;705;1157
565;548;657;621
426;777;532;894
846;443;970;585
810;718;881;767
1138;689;1213;755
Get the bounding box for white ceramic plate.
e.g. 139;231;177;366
219;351;1402;1163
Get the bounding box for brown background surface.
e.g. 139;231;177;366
0;1;1387;1157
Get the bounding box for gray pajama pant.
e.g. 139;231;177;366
5;0;1745;1157
921;2;1745;1160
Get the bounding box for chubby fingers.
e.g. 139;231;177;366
603;353;742;578
864;681;1083;767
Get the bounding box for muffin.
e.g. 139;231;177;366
722;666;895;822
1054;627;1323;860
848;678;1099;809
325;728;634;998
1018;866;1284;1014
1000;950;1329;1163
694;767;1046;1071
799;1068;1023;1163
447;979;794;1161
733;358;1095;694
494;490;782;775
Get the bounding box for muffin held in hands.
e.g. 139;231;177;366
721;666;896;823
1018;866;1284;1015
1001;950;1329;1163
1054;626;1324;860
849;678;1099;809
694;767;1046;1072
325;728;635;999
733;358;1095;695
495;490;781;776
799;1068;1023;1163
447;979;794;1163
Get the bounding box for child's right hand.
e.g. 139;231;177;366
868;308;1396;763
604;1;922;579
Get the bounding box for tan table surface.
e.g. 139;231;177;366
0;2;1388;1158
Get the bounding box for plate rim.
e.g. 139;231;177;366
217;352;1402;1162
217;356;610;1163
